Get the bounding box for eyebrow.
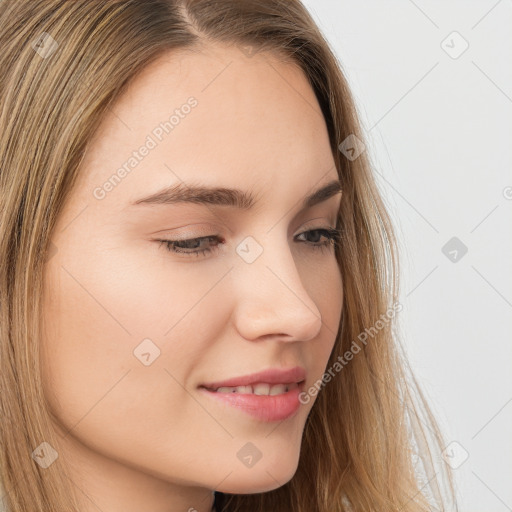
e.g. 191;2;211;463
130;178;342;211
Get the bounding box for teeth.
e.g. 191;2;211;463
269;384;286;396
213;382;298;395
216;387;237;393
253;383;270;395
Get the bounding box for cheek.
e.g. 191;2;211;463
39;255;222;479
39;247;184;432
39;240;231;436
301;258;343;385
320;258;343;335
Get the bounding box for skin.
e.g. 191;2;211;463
41;42;343;512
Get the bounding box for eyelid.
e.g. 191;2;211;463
297;216;338;232
151;223;219;240
152;217;338;241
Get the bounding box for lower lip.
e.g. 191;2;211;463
198;384;303;422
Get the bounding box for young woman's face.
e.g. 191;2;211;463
41;43;343;510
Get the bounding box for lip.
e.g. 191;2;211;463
198;366;306;422
199;366;306;390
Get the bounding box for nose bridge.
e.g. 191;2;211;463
230;230;323;342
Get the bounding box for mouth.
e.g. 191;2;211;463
197;367;307;422
199;365;306;392
200;381;303;396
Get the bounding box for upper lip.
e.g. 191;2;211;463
200;366;306;390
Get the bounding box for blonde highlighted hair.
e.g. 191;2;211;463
0;1;457;510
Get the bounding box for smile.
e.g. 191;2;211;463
206;381;300;395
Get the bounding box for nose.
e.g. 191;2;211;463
230;235;324;343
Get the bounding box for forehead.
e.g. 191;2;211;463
78;43;336;212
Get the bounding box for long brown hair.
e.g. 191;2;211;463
0;1;458;510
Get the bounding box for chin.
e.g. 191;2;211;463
217;461;299;495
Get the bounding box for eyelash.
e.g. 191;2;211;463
156;227;342;258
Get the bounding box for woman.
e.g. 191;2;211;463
0;1;458;511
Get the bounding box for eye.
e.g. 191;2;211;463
158;235;222;258
156;227;342;259
296;227;342;249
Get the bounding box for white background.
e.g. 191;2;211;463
301;1;512;511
